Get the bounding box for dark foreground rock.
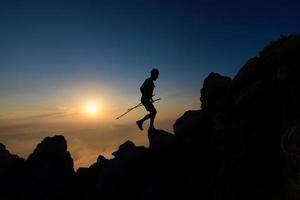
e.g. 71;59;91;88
25;135;74;200
0;143;25;200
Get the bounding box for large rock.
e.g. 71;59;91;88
173;110;208;136
212;35;300;200
173;110;212;142
0;143;25;200
148;129;176;154
112;140;136;158
93;141;149;200
27;135;74;176
200;72;232;112
0;143;24;174
25;135;74;200
233;57;260;90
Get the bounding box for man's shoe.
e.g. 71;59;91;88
136;120;143;130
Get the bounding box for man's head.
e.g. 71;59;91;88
150;68;159;80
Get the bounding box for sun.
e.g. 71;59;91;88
84;102;100;116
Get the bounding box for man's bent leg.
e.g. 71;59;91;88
137;101;157;131
149;105;157;129
137;114;150;130
141;113;151;122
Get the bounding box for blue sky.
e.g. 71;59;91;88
1;0;299;94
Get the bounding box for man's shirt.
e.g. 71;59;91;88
140;78;154;100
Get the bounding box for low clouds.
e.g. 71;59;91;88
0;119;161;169
0;105;177;170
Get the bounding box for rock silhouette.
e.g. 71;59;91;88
1;34;300;199
23;136;74;200
0;143;25;200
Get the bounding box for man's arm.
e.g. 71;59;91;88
150;94;155;102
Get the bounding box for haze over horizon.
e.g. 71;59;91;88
0;0;299;169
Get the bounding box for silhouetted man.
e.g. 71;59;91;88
136;68;159;131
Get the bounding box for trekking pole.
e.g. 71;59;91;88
115;98;161;120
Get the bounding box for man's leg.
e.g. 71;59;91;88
149;104;157;129
137;114;150;130
137;102;156;131
137;101;151;130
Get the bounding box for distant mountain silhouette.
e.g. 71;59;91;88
1;34;300;200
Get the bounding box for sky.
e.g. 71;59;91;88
0;0;299;169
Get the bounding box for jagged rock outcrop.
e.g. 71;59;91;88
173;34;300;200
148;129;176;154
0;143;24;173
88;141;150;200
0;143;25;200
26;135;74;174
24;135;74;200
112;140;136;157
200;72;232;113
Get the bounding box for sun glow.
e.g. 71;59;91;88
84;102;100;116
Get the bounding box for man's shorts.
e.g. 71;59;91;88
141;100;156;114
